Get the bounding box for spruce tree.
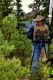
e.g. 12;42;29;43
16;0;26;30
0;0;14;17
40;0;49;18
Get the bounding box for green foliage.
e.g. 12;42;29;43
0;0;14;17
38;0;49;18
50;39;53;58
16;0;26;30
0;40;15;56
0;14;16;56
34;61;50;80
2;14;17;41
0;29;14;56
0;56;30;80
0;14;31;67
3;14;17;29
0;29;4;44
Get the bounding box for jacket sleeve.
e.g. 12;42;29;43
27;26;34;40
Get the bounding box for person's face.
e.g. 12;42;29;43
36;20;43;26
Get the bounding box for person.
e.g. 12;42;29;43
27;15;49;73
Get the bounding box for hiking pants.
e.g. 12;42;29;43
31;42;48;73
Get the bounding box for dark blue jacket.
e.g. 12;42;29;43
27;22;36;40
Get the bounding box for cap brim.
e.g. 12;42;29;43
35;18;44;21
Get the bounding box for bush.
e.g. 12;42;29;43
33;61;50;80
0;56;30;80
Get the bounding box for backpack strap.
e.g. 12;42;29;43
33;26;38;40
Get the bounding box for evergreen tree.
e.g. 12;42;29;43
40;0;49;18
16;0;26;30
0;0;14;17
29;0;41;11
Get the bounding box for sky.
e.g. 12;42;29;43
21;0;34;13
13;0;44;13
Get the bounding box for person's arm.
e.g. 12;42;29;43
27;22;36;40
27;26;34;40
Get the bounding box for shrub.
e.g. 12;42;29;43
0;56;30;80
